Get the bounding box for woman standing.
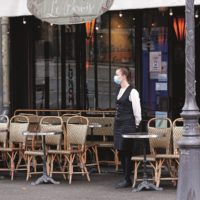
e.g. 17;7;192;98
113;66;142;188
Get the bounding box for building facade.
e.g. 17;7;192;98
1;7;200;121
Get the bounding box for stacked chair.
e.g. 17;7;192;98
48;116;90;184
131;117;172;188
24;116;63;181
61;113;81;150
0;115;29;180
0;115;10;176
156;118;183;187
86;116;118;172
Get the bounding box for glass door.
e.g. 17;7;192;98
141;10;169;119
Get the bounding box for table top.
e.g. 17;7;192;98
89;123;111;128
122;132;165;139
22;131;62;136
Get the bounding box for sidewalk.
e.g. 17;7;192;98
0;170;176;200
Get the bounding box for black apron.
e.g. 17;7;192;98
114;86;141;155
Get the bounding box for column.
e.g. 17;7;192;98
177;0;200;199
1;17;10;114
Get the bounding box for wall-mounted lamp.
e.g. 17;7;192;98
173;17;185;41
95;17;101;31
86;19;95;39
195;9;199;18
119;11;123;17
23;17;27;24
169;8;173;16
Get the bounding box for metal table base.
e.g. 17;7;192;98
122;132;164;192
133;180;163;192
31;174;60;185
32;135;60;185
23;131;61;185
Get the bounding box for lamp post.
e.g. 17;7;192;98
177;0;200;199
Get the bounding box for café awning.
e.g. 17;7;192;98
1;0;200;17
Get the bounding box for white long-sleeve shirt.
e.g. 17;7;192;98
117;87;142;126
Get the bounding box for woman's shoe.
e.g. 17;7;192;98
115;180;132;189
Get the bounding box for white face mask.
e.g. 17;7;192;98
114;75;121;85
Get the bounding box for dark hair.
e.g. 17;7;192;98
117;66;132;83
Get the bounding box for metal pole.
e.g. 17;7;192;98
177;0;200;199
1;17;10;115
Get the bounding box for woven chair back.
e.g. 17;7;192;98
172;118;184;155
62;113;81;123
0;115;9;145
66;116;89;148
18;113;40;123
148;117;172;154
9;115;29;144
39;116;63;146
87;116;114;136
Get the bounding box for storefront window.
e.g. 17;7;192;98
142;10;169;118
85;11;136;109
35;22;61;109
33;11;137;110
110;11;136;107
34;21;76;109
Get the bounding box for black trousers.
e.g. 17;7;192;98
119;150;133;182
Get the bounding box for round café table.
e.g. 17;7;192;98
122;132;164;192
22;131;62;185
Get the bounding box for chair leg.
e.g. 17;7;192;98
68;154;74;184
81;154;90;182
16;154;23;170
93;145;101;174
156;159;163;188
11;151;15;181
114;149;119;171
132;161;140;188
62;157;68;180
49;154;54;177
26;155;32;181
33;157;37;172
57;154;67;180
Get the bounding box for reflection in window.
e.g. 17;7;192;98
86;11;136;109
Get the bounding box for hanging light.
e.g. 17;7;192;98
27;0;114;25
195;9;199;18
23;17;27;24
173;17;185;41
169;8;173;16
95;17;101;31
119;11;123;17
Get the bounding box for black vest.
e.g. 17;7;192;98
115;85;134;121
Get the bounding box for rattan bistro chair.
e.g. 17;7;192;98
86;116;118;172
62;113;81;150
48;116;90;184
25;116;63;181
156;118;183;187
0;115;9;147
131;117;172;188
0;115;9;172
148;117;173;187
0;115;29;180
